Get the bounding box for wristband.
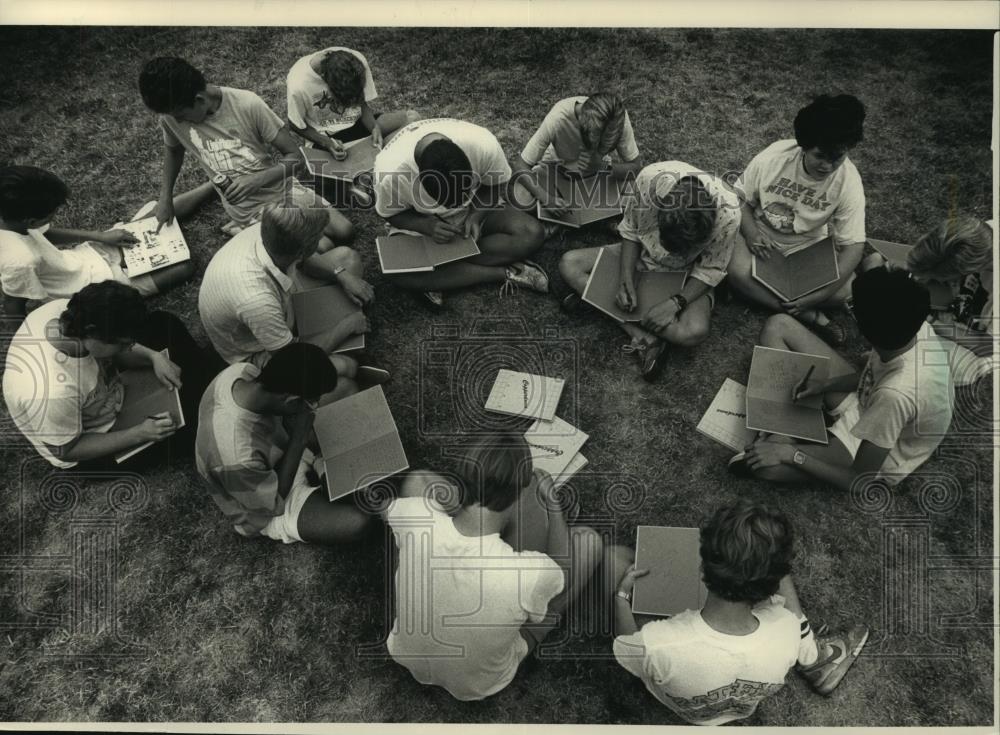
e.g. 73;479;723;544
671;294;688;312
332;265;346;277
616;589;632;603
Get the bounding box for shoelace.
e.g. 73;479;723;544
620;342;648;355
498;272;518;299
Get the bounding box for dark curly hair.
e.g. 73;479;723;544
655;176;717;256
793;94;866;155
699;500;794;604
0;165;68;222
59;281;148;344
318;50;367;107
138;57;207;114
453;434;532;512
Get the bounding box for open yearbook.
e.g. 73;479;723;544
113;216;190;277
375;233;480;274
485;370;565;421
751;237;840;302
867;238;954;310
300;138;379;181
746;345;830;443
110;349;185;463
631;526;709;617
582;246;687;322
313;386;409;501
535;163;623;228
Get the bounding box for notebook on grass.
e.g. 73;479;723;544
485;370;565;421
111;349;185;463
313;386;409;501
375;233;480;274
696;378;757;453
751;237;840;302
746;346;830;443
112;216;190;277
631;526;708;617
582;246;687;323
535;163;623;228
523;416;589;478
300;139;379;181
867;238;954;310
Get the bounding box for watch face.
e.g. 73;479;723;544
793;451;806;465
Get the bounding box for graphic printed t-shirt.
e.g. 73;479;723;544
160;87;285;226
286;47;378;136
2;299;124;468
0;227;115;300
737;139;866;252
613;600;800;725
617;161;742;287
373;118;512;220
520;96;640;173
851;321;954;483
385;496;565;701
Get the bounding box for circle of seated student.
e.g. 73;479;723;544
138;56;354;248
371;117;547;307
558;162;741;381
728;94;868;346
0;165;216;323
198;203;378;404
384;434;603;701
195;342;371;546
729;266;954;491
605;501;868;726
1;281;222;471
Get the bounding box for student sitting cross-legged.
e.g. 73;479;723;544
198;204;375;394
385;435;604;701
195;342;372;545
138;56;354;246
372;117;547;307
728;94;868;345
558;161;741;381
730;266;954;490
607;501;869;726
2;281;223;471
0;165;215;324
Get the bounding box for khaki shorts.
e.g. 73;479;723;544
257;450;321;544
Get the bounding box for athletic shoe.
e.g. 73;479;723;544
797;623;870;696
727;452;754;478
560;292;582;314
500;261;549;297
639;339;668;382
357;366;391;390
421;291;445;308
806;314;848;347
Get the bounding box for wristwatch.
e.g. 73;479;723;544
616;589;632;603
671;293;688;312
792;450;807;466
332;265;346;277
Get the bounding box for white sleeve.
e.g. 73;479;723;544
518;551;565;622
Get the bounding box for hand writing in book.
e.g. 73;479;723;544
324;137;348;161
615;277;638;313
133;413;177;443
792;376;823;403
641;297;682;334
430;218;463;244
150;352;182;390
98;229;140;248
154;197;175;234
617;564;650;595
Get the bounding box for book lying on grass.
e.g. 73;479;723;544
111;350;185;463
867;238;954;310
632;526;708;617
375;233;480;274
485;369;565;421
535;164;623;228
746;345;830;444
291;284;364;354
524;416;589;478
112;216;189;277
751;237;840;302
313;386;409;501
300;138;379;181
552;451;588;490
582;246;687;323
696;378;757;453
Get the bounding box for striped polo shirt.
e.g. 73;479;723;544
195;363;290;536
198;224;296;366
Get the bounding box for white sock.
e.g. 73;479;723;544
797;614;819;666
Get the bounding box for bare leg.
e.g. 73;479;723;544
148;260;197;293
727;235;786;311
320;209;355;250
172;181;218;220
387;262;506;292
472;202;546;267
296;490;372;544
750;434;854;483
302;245;364;282
375;109;421;139
558;245;604;294
654;292;713;348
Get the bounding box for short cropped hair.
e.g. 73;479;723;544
578;92;626;156
793;94;866;154
260;205;329;259
59;281;147;343
908;215;993;284
454;434;532;512
0;165;69;222
699;501;794;604
852;266;931;350
139;57;207;114
259;343;339;401
318;50;367;107
416;139;474;209
655;176;716;256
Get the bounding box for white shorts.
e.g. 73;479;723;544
258;451;320;544
826;393;862;460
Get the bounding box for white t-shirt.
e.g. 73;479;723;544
373;118;512;220
2;299;124;468
851;321;954;481
737;139;866;252
385;496;565;701
613;600;799;726
0;227;114;301
286;47;378;136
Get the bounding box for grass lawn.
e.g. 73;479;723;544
0;26;994;726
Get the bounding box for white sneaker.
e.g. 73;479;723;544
500;261;549;297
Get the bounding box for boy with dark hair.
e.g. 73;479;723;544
138;56;355;246
732;266;954;489
195;342;371;545
729;94;868;344
385;435;604;700
608;501;868;725
559;161;742;380
373;118;547;307
0;164;214;321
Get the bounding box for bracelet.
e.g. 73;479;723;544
671;293;688;312
616;589;632;603
332;265;346;276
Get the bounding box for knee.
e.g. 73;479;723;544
326;215;355;246
404;109;421;124
330;354;358;377
558;249;585;280
668;316;710;347
515;217;546;251
330;246;363;275
175;259;197;283
760;313;798;343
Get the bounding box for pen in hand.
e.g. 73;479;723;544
793;365;816;402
